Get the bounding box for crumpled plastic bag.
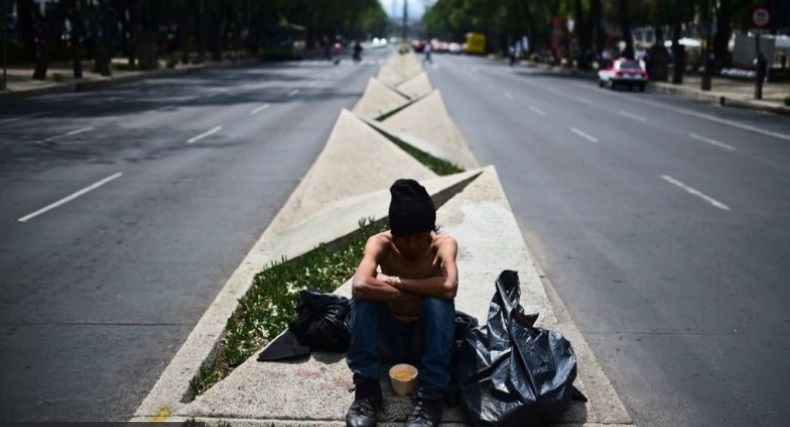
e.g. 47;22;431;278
288;289;352;352
258;290;351;362
457;270;585;426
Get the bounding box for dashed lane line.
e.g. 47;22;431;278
689;133;736;151
618;110;647;122
186;126;222;144
0;111;49;124
568;80;790;142
529;106;546;116
571;127;599;143
249;104;271;116
661;174;731;211
18;173;124;223
38;126;95;144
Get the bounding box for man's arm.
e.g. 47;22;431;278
383;237;459;299
351;236;403;301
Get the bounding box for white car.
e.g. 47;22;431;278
598;59;649;91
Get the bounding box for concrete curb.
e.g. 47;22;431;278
0;59;259;103
651;82;790;117
521;60;789;117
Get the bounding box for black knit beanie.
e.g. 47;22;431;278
388;179;436;236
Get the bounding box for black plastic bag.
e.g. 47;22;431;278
457;270;583;427
445;311;480;407
288;289;352;352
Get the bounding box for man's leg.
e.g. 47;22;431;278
417;297;455;398
347;299;403;383
406;297;454;427
346;299;400;427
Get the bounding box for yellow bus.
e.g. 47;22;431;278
465;32;486;55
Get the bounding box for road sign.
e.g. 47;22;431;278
751;6;771;28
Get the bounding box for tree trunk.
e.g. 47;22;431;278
128;0;139;67
96;0;111;76
574;0;592;69
33;2;67;80
197;0;206;62
591;0;604;61
17;0;38;62
671;0;684;84
618;0;634;59
67;0;83;79
515;0;537;54
179;0;190;64
713;0;731;69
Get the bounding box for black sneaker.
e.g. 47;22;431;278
405;397;444;427
345;380;382;427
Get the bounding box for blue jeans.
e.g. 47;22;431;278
347;297;455;399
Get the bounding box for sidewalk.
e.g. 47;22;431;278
522;60;790;116
652;74;790;116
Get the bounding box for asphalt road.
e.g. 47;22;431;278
0;50;387;421
426;54;790;427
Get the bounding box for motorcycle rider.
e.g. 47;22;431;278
353;41;363;62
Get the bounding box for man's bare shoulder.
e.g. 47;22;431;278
432;232;457;247
366;231;394;250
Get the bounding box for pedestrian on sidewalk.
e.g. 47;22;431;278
423;42;433;64
345;179;459;427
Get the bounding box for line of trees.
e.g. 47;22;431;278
422;0;775;73
5;0;389;80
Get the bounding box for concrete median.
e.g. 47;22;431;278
133;49;632;427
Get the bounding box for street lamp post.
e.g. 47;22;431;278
1;0;7;91
701;0;713;91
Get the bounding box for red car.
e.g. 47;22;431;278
598;59;649;91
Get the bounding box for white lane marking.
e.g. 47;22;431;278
39;126;95;144
529;106;546;116
618;110;647;122
504;93;514;100
689;133;736;151
0;111;48;124
571;127;599;143
661;174;730;211
249;103;271;116
570;81;790;142
287;89;300;97
308;81;317;87
534;83;593;105
186;126;222;144
18;173;124;223
65;126;94;136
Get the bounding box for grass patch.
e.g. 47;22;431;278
370;127;464;176
187;217;388;399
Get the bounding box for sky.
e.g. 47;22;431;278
379;0;433;20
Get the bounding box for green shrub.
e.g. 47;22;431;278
784;97;790;107
51;72;64;82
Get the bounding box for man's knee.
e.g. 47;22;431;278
421;297;454;320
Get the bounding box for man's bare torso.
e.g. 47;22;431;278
377;231;449;322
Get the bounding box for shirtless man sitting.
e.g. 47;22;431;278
346;179;458;427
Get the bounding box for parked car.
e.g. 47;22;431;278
598;58;649;91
